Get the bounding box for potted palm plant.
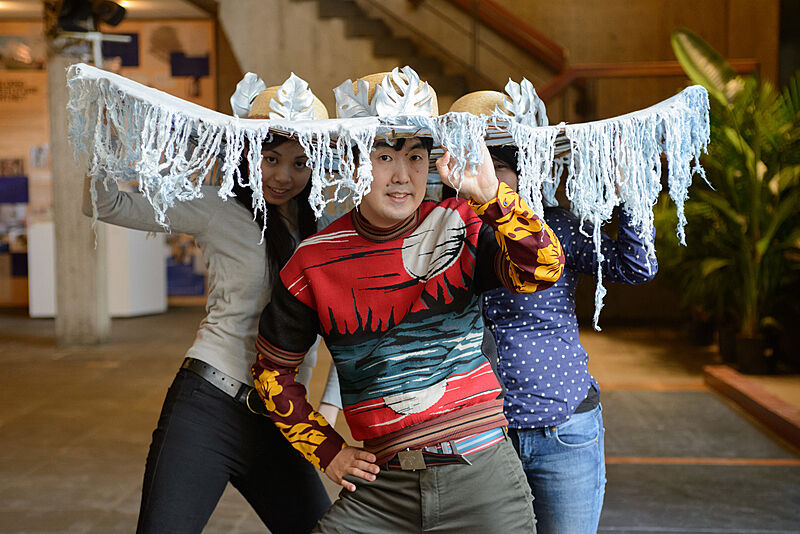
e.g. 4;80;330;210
661;29;800;373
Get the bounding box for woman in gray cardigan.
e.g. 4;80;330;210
83;133;340;533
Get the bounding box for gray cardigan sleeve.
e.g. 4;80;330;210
82;175;217;236
295;336;342;409
320;363;342;409
295;336;319;388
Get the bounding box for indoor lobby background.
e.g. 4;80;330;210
0;1;798;532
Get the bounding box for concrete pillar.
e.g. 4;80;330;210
47;54;110;345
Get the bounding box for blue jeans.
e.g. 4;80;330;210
508;404;606;534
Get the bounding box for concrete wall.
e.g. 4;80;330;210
354;0;554;95
217;0;423;115
48;55;110;344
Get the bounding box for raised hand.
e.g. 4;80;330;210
325;446;380;492
435;142;500;205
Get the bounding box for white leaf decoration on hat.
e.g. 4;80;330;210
269;72;317;120
374;66;434;117
230;72;266;118
334;78;374;118
498;78;549;126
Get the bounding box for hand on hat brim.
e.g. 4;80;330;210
436;143;499;205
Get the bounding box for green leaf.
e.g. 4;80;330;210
657;52;800;335
770;165;800;195
721;126;758;177
781;227;800;249
756;190;800;257
777;70;800;120
693;189;747;230
760;316;782;330
670;29;744;106
700;257;731;277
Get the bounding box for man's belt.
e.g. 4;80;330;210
384;427;506;471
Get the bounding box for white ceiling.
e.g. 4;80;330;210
0;0;213;20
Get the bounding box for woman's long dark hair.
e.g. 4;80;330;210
232;136;317;286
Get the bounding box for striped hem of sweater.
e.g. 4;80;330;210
425;427;506;456
363;399;507;464
255;334;305;366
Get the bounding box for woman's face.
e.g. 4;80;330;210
491;155;518;191
260;140;311;205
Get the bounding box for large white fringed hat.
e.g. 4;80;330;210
67;63;710;294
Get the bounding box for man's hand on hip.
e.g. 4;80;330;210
325;446;380;492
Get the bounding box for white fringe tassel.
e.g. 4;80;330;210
67;64;709;328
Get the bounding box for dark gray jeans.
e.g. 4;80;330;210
137;368;331;534
313;436;536;533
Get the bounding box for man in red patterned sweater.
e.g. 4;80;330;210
251;128;564;531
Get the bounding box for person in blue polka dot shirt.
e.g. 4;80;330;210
481;145;658;533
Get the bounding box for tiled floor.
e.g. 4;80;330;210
0;308;797;533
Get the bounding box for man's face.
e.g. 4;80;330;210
359;138;429;228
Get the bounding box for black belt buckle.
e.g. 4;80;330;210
397;449;427;471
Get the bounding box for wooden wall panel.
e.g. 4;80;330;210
726;0;780;81
501;0;775;71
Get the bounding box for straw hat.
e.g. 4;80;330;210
448;81;548;127
448;90;510;117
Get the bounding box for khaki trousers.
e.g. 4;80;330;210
312;437;536;533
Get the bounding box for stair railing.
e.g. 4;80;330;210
440;0;566;73
434;0;760;106
538;59;761;101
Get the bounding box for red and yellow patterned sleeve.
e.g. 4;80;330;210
470;181;565;293
251;281;346;471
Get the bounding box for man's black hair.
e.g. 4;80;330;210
373;137;434;153
356;137;434;162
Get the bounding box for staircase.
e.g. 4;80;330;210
293;0;472;110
